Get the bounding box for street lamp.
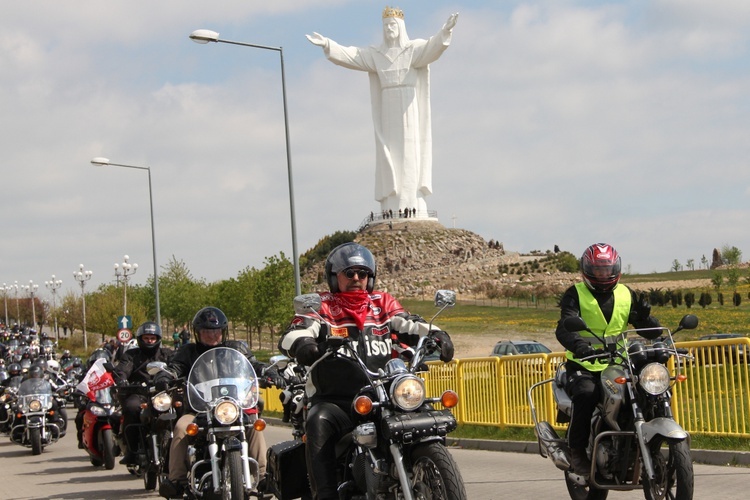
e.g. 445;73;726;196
23;280;39;330
91;157;161;326
1;283;10;327
74;264;93;351
114;254;138;317
45;275;63;342
190;28;301;296
13;281;19;326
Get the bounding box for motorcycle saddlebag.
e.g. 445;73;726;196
266;439;310;500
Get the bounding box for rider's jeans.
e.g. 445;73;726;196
168;413;268;482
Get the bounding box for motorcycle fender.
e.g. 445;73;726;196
223;436;243;452
641;417;689;443
26;416;43;429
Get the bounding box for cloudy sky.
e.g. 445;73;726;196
1;0;748;302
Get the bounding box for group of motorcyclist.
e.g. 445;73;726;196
2;238;654;499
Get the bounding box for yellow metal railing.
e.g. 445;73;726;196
261;338;750;438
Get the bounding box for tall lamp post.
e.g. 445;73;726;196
114;255;138;317
23;280;39;330
45;275;63;342
1;283;10;327
91;158;161;326
189;29;301;296
13;281;20;326
74;264;93;351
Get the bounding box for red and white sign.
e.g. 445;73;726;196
117;328;132;342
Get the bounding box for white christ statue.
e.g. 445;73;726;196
307;7;458;217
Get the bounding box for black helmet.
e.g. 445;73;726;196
324;242;377;293
135;321;162;353
191;307;228;346
87;348;111;369
28;365;45;379
8;363;22;377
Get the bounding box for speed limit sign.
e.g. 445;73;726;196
117;328;132;342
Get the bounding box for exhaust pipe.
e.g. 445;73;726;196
535;422;571;471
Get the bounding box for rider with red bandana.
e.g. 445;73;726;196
556;243;660;477
279;242;455;500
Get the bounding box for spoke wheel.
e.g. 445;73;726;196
409;442;467;500
643;438;693;500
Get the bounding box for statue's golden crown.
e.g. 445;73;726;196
382;6;404;19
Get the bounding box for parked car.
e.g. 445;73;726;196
696;333;748;365
490;340;552;357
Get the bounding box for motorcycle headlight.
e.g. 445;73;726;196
390;375;425;411
639;363;670;395
29;399;42;412
151;392;173;412
89;405;108;417
214;401;239;425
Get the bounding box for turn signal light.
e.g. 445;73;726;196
354;396;373;415
253;419;267;431
441;390;459;409
676;374;687;382
175;401;183;408
614;376;627;384
140;402;148;410
186;423;199;436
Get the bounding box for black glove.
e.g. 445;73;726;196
430;330;454;362
292;338;321;366
633;293;652;322
103;362;115;373
574;342;595;359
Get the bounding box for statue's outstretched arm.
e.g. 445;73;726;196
443;13;459;32
305;32;329;49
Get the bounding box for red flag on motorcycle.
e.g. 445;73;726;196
76;358;115;400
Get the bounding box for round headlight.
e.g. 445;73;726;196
29;399;42;412
639;363;670;395
214;401;240;425
390;375;425;411
151;392;173;412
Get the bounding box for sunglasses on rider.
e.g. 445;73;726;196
342;268;370;280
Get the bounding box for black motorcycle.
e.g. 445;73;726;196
265;289;467;500
115;364;182;491
10;377;62;454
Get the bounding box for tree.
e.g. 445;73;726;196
686;258;695;271
553;251;579;272
711;272;724;292
252;253;296;351
152;255;207;328
700;255;709;270
671;259;681;272
721;245;742;266
88;284;147;342
684;292;695;308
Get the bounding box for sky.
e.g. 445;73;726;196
1;0;749;303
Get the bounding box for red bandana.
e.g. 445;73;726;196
334;291;370;330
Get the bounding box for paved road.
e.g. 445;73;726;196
2;418;749;499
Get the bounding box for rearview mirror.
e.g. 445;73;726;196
293;294;322;315
434;290;456;308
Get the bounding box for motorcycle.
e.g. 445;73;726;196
528;314;698;500
115;362;182;492
80;385;121;469
264;289;466;500
182;346;266;500
268;355;307;440
10;376;62;454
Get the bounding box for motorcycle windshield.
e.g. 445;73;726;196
186;347;259;413
93;386;114;404
19;378;52;396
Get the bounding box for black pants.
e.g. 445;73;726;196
565;362;601;450
121;393;147;454
304;402;353;500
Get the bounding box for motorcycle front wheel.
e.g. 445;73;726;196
643;437;693;500
409;442;467;500
210;448;244;500
100;428;116;470
30;427;43;455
